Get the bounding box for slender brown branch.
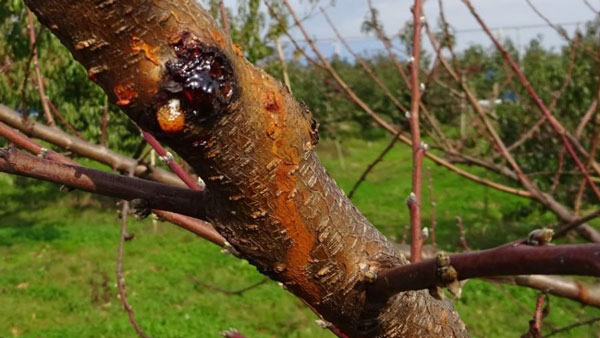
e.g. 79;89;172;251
360;2;454;152
274;36;292;92
0;147;208;219
493;284;533;315
27;9;56;127
523;293;545;338
347;133;400;199
554;208;600;238
320;7;407;113
0;121;77;165
549;148;565;194
0;119;225;245
408;0;425;263
218;0;230;37
426;168;437;246
273;1;532;199
437;0;461;76
370;242;600;300
544;316;600;337
116;195;149;338
506;40;578;154
0;104;185;188
47;100;83;139
576;86;600;138
152;210;225;247
574;124;599;214
525;0;599;61
18;25;42;114
583;0;600;13
100;99;109;146
366;0;410;85
455;216;471;251
189;275;268;295
140;129;202;191
463;0;600;201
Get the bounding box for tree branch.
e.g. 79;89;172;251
0;104;185;187
0;147;208;219
370;242;600;300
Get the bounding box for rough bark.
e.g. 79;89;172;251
24;1;467;337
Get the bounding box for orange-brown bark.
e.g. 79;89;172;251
24;1;466;336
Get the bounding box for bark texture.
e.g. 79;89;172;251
24;1;467;336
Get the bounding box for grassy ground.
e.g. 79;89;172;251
1;137;599;337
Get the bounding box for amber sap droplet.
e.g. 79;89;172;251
157;99;185;133
274;263;287;273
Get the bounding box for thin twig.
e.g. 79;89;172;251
549;148;565;194
271;0;533;199
27;9;56;126
426;168;437;246
493;284;533;316
523;293;545;338
116;195;149;338
574;123;599;214
544;316;600;337
153;210;225;246
366;0;410;85
189;275;268;295
101;98;109;146
407;0;425;263
320;7;407;113
525;0;599;61
347;133;400;199
18;26;41;115
47;100;83;139
0;121;76;165
506;39;578;154
463;0;600;201
583;0;600;13
455;216;470;251
274;36;292;92
554;208;600;238
576;86;600;138
218;0;230;37
139;129;203;191
400;225;410;245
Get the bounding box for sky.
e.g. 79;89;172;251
219;0;600;60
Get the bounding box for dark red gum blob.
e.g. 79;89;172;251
164;34;236;120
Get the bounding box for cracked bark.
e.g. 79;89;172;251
24;1;467;336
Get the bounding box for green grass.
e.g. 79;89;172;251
1;138;599;337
